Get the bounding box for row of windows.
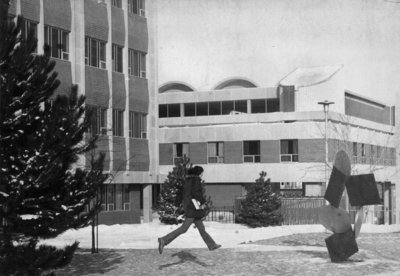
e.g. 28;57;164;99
85;37;147;76
101;184;131;212
14;19;147;77
173;140;298;164
172;140;395;165
352;142;396;165
112;0;146;17
87;105;147;139
159;98;280;118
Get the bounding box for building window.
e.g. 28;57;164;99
361;143;366;163
352;142;358;163
112;44;123;73
129;111;147;139
196;102;208;116
44;25;69;60
122;184;130;210
128;0;145;16
112;109;124;136
251;99;266;113
184;103;196;117
243;141;260;163
280;139;298;162
85;37;106;69
22;19;38;52
112;0;122;8
101;185;116;211
208;142;224;163
267;98;280;113
209;101;221;115
221;100;247;114
173;143;189;164
158;104;180;118
128;49;146;78
235;100;247;113
222;101;234;115
87;105;107;136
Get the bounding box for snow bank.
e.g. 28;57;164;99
40;220;400;250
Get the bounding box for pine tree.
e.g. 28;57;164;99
156;157;190;224
236;171;283;227
156;157;212;224
0;3;107;275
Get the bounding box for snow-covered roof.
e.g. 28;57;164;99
279;65;343;89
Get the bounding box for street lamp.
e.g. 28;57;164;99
318;100;334;191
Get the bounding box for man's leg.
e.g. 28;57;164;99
193;219;220;250
160;217;194;246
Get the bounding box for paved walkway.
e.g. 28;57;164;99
54;232;400;276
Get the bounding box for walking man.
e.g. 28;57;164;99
158;166;221;254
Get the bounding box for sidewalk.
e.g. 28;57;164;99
54;232;400;276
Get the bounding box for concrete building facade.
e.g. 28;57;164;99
7;0;399;225
8;0;158;224
158;66;397;223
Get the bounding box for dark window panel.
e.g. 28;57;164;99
267;98;280;112
234;100;247;113
251;99;266;113
168;104;181;117
184;103;196;117
222;101;234;115
159;104;168;118
196;102;208;116
209;101;221;115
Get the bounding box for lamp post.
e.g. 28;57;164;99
318;100;334;191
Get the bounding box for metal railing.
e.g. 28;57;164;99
204;206;235;224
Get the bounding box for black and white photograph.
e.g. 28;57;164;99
1;0;400;275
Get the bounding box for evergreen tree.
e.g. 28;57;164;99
156;157;212;224
0;2;107;275
236;171;283;227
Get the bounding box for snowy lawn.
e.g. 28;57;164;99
40;219;400;250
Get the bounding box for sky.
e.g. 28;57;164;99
156;0;400;105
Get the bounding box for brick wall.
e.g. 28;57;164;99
88;135;110;171
298;139;325;163
129;77;149;113
128;14;148;52
260;140;280;163
206;184;244;207
159;143;173;165
84;0;108;41
113;137;126;171
53;60;73;97
21;0;40;21
129;139;150;171
189;142;207;164
111;6;125;45
43;0;71;30
224;141;243;164
112;72;126;109
85;67;110;106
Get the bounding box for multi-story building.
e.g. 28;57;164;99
158;65;397;224
7;0;158;224
7;1;398;225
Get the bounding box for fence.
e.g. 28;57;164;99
280;198;325;225
205;198;397;225
204;206;235;224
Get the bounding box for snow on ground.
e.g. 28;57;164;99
40;218;400;250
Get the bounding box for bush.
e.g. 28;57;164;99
156;157;212;224
236;171;283;227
